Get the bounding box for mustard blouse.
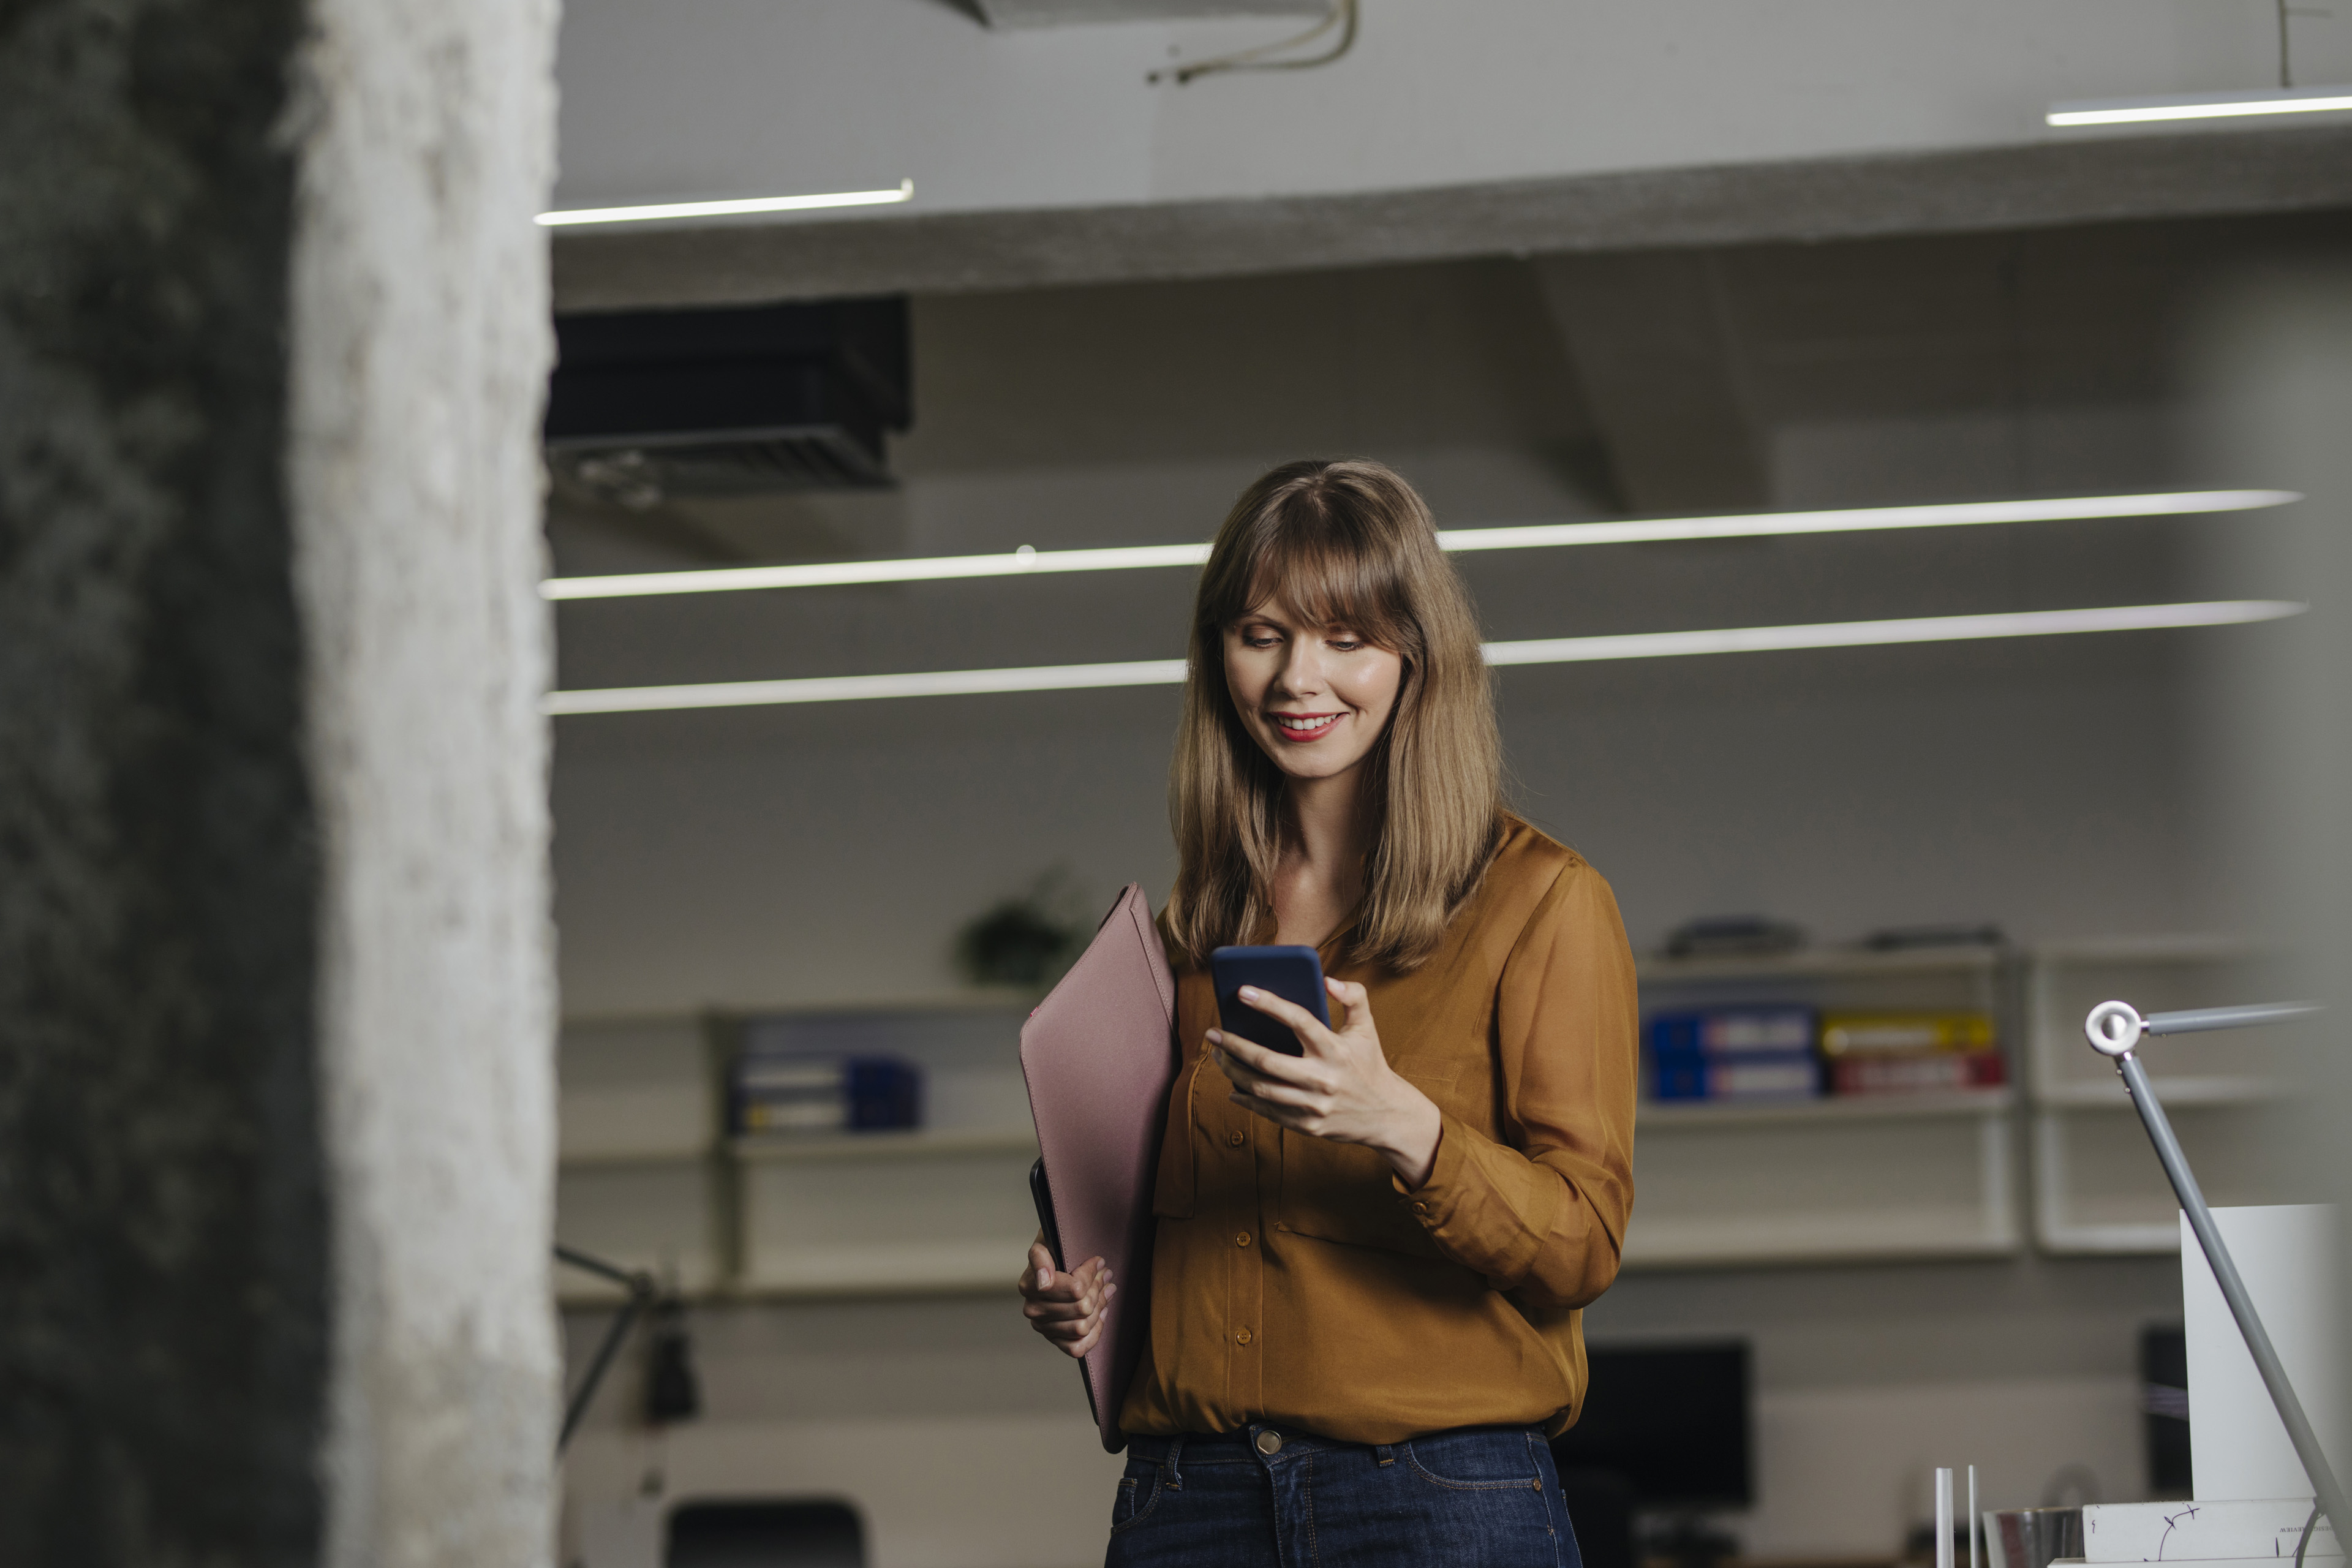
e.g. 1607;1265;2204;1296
1119;816;1640;1446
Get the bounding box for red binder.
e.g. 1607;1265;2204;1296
1019;884;1180;1453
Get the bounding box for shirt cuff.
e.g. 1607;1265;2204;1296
1391;1111;1556;1289
1392;1109;1474;1231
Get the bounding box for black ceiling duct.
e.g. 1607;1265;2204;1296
544;297;910;507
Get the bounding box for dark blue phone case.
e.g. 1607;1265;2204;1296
1210;944;1329;1057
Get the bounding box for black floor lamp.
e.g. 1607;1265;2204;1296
554;1244;701;1455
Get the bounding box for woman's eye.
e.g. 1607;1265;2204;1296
1328;638;1361;652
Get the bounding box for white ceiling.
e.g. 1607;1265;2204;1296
553;0;2352;219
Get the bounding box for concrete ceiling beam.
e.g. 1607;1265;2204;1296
1532;253;1769;514
552;124;2352;312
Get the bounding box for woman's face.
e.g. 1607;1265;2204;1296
1223;597;1404;785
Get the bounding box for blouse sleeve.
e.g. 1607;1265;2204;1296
1396;859;1640;1308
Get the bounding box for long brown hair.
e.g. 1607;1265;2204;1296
1164;458;1504;974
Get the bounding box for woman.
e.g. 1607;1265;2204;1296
1019;458;1638;1567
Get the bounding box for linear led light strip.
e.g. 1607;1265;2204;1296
545;600;2304;715
2048;86;2352;126
541;490;2296;600
537;181;913;228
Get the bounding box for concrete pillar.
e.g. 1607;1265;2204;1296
0;1;562;1563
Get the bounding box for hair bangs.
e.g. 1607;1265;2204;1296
1218;522;1419;660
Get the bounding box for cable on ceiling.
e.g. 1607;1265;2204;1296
2278;0;2334;89
1148;0;1359;87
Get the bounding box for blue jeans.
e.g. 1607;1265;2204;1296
1106;1424;1583;1568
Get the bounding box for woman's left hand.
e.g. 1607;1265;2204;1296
1212;978;1443;1189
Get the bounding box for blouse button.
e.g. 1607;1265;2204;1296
1227;1130;1245;1147
1235;1327;1253;1346
1234;1231;1251;1247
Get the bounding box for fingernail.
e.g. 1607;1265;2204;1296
1036;1269;1050;1289
1238;986;1258;1000
1205;1029;1222;1044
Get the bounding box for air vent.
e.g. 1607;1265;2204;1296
545;298;910;507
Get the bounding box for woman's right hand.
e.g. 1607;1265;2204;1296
1017;1242;1115;1359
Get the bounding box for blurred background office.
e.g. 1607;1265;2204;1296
529;3;2352;1568
537;6;2352;1567
5;3;2346;1567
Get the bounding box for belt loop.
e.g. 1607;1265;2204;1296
1163;1433;1185;1490
1374;1444;1395;1466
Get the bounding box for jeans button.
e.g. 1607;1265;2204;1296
1256;1430;1283;1455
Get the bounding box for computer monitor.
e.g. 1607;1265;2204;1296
1550;1341;1753;1510
2142;1322;2191;1496
666;1499;864;1568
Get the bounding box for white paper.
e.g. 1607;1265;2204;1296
2086;1498;2341;1562
2182;1205;2344;1503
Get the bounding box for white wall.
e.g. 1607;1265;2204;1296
552;0;2352;216
548;631;2208;1016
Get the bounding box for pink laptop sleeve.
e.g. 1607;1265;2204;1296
1019;883;1180;1453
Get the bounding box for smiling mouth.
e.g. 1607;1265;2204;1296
1270;712;1341;737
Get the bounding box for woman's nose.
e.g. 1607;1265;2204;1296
1276;646;1322;696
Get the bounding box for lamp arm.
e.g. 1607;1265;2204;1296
2085;1000;2346;1539
552;1244;660;1455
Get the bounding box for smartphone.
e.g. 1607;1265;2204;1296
1210;944;1330;1057
1028;1158;1065;1271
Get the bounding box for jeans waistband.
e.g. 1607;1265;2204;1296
1128;1431;1258;1466
1127;1423;1542;1468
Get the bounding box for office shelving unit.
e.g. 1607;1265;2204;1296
733;1128;1039;1295
2024;937;2288;1253
1627;946;2020;1268
552;936;2293;1295
554;1015;731;1302
554;997;1041;1302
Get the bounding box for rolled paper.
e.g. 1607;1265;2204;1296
1969;1466;1981;1568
